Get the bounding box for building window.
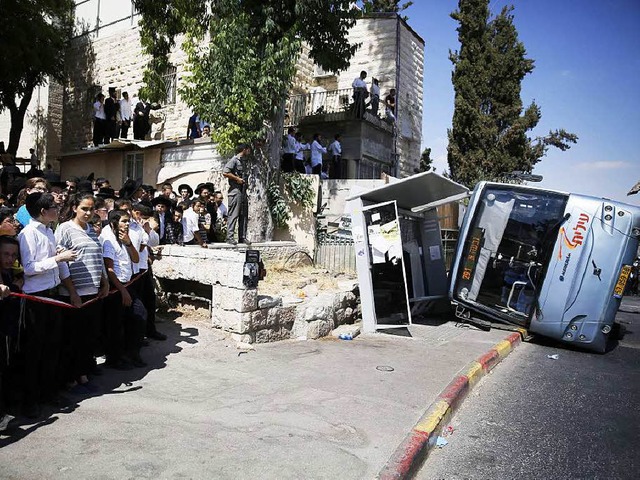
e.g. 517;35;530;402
163;65;177;105
123;152;144;184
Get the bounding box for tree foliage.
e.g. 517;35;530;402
360;0;413;19
0;0;74;155
133;0;359;155
447;0;577;187
418;147;433;173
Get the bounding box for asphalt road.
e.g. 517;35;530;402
418;298;640;480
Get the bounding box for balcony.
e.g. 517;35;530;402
285;88;393;134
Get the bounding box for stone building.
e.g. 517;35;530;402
6;1;424;188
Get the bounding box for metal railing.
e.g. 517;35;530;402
315;213;356;274
315;232;356;274
285;88;351;126
285;88;389;128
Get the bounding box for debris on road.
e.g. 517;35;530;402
436;436;448;448
547;354;559;360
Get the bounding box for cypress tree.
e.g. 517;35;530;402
447;1;577;187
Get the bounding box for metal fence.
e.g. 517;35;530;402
315;232;356;274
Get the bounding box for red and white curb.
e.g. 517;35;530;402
377;331;524;480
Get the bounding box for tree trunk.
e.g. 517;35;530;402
246;106;285;242
6;85;35;156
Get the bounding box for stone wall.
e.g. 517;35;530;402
49;26;194;161
153;244;360;344
396;21;424;177
47;13;423;179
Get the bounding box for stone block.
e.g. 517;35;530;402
247;308;269;330
230;333;255;344
255;327;292;344
213;284;257;313
291;318;307;339
212;309;249;334
301;304;331;323
268;305;297;328
306;319;333;340
258;295;282;309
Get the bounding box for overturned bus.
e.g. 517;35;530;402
449;182;640;353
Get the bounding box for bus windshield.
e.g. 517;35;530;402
453;186;569;323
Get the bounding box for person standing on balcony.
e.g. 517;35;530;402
133;97;160;140
310;133;327;176
328;133;343;179
370;78;380;116
352;71;368;119
385;88;397;123
294;132;309;174
92;93;106;146
187;112;202;139
119;92;132;139
103;87;119;144
281;127;297;173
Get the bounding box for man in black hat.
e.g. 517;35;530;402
119;179;144;202
151;196;172;243
96;187;116;200
103;87;119;144
133;97;160;140
177;183;193;204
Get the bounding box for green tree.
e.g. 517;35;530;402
133;0;358;154
417;147;433;173
0;0;74;156
133;0;359;240
360;0;413;18
447;0;577;188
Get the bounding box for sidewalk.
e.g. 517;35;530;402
0;316;514;479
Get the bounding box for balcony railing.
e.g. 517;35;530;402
285;87;389;129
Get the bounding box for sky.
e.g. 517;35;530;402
403;0;640;204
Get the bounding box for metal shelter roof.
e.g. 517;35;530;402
346;171;469;212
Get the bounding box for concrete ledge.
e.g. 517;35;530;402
376;331;524;480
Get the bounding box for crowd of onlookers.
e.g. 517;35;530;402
0;176;229;430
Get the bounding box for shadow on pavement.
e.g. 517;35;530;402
1;313;198;442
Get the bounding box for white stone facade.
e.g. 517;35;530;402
42;10;423;177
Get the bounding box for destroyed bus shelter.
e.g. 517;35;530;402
345;172;469;333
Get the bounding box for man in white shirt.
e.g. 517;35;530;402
18;192;77;417
119;91;132;139
310;133;327;176
282;127;297;172
327;133;343;179
370;78;381;116
352;70;368;119
93;93;106;146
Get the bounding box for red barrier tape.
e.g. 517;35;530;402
8;272;145;309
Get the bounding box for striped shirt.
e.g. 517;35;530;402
55;221;105;297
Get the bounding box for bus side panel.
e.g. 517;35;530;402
532;197;640;352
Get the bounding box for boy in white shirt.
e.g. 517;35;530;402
130;203;166;341
18;192;77;417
